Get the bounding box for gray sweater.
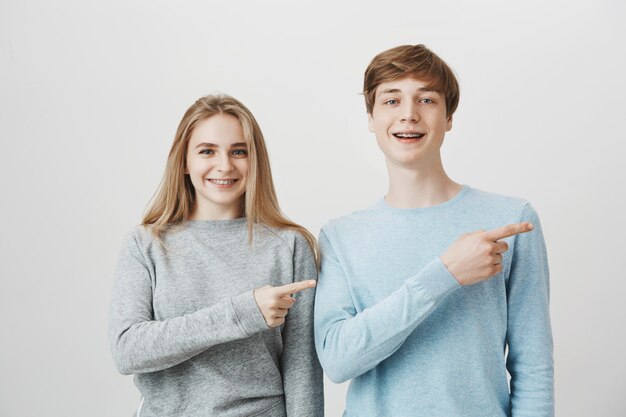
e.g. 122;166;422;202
109;218;323;417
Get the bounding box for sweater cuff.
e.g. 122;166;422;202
409;257;461;302
230;290;269;336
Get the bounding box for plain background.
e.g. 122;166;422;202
1;0;625;416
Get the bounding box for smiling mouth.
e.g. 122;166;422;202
207;179;239;186
393;132;425;139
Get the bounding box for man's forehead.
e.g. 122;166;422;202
376;78;440;96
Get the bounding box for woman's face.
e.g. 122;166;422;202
186;113;249;220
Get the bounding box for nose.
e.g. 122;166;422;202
216;153;234;172
400;101;419;123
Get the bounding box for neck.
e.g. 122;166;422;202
385;157;462;208
189;201;244;221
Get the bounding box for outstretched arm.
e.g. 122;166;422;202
313;228;460;383
314;221;535;383
108;232;268;375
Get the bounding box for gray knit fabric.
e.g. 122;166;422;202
109;218;323;417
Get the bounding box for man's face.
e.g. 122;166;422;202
368;77;452;168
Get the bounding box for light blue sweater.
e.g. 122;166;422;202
314;186;553;417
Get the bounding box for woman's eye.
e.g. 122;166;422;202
232;149;248;157
199;149;214;155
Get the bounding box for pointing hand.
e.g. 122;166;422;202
440;222;534;286
254;280;317;327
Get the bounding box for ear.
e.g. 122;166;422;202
446;115;453;132
367;112;375;133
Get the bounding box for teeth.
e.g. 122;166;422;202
209;179;236;185
394;133;423;138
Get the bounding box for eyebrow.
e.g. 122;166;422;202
194;142;247;149
377;87;438;97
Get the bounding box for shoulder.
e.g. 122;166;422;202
320;201;385;240
121;225;155;249
255;224;312;253
118;224;168;261
464;186;539;222
465;186;528;210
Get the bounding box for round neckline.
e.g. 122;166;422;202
183;216;248;229
378;185;471;213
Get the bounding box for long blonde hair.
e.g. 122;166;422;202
142;94;319;265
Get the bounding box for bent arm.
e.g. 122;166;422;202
281;234;324;417
506;204;554;417
314;229;460;383
108;233;268;375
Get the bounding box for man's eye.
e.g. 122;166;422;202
232;149;248;157
420;98;434;104
384;99;398;105
199;149;214;155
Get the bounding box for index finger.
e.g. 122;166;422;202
484;222;534;241
275;280;316;296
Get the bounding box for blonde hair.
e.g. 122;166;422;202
142;94;319;265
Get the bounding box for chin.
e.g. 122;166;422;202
386;152;425;166
213;196;244;206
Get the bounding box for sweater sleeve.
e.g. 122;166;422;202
314;226;461;383
506;204;554;417
281;233;324;417
108;231;269;375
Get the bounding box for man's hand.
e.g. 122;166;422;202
254;280;316;327
440;222;534;286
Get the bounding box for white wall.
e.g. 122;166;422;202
1;0;624;416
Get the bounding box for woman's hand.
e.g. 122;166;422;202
254;280;316;327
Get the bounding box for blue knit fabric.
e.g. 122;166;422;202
314;186;553;417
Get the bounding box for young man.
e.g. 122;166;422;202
314;45;553;416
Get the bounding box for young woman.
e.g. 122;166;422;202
109;94;323;417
